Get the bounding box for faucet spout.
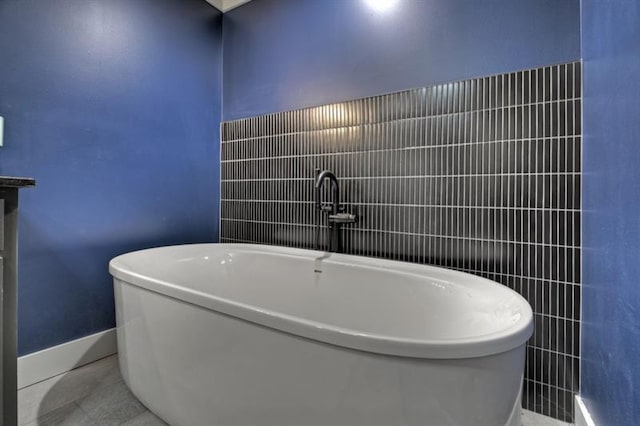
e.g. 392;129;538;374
314;170;340;214
314;169;356;253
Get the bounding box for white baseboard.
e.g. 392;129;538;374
575;396;596;426
18;328;118;389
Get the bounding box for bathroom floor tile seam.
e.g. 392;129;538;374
18;354;570;426
18;354;167;426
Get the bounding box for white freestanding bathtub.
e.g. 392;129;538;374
110;243;533;426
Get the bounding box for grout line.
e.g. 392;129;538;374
221;99;583;143
220;218;581;249
220;172;581;181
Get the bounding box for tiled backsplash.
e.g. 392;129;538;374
221;62;581;422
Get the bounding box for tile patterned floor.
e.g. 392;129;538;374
18;355;167;426
19;355;570;425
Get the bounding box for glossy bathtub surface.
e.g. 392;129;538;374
109;243;533;359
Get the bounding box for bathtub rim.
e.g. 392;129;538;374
109;243;534;360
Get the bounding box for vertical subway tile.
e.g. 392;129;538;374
220;61;582;423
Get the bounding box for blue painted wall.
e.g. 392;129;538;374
222;0;581;120
0;0;223;355
581;2;640;424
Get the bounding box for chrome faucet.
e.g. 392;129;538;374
314;169;357;253
315;170;339;214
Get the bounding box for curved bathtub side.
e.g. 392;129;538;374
110;244;534;360
114;278;524;426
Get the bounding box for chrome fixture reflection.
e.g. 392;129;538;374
314;169;357;253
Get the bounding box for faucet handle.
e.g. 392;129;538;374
319;203;333;212
338;204;358;214
328;212;358;224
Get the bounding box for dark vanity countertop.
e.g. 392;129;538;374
0;176;36;188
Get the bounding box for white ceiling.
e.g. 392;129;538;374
205;0;253;13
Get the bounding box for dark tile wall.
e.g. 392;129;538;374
220;62;581;422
